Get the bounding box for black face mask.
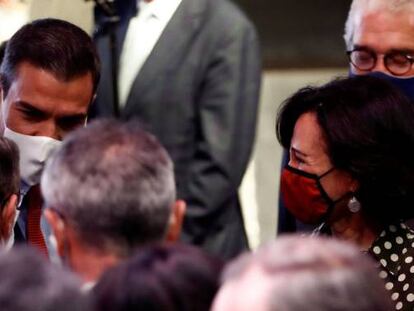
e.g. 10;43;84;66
349;71;414;101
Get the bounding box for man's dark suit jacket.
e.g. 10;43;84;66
90;0;261;259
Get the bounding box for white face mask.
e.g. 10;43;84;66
3;127;61;186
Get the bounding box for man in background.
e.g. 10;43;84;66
91;0;261;259
0;18;100;255
42;119;185;284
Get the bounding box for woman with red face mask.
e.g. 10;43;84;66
276;75;414;311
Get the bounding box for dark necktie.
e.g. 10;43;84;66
26;185;48;257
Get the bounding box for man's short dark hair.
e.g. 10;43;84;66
93;243;223;311
0;246;90;311
0;137;19;206
41;119;176;256
0;18;100;97
276;75;414;224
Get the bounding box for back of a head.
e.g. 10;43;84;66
93;243;223;311
41;119;176;256
344;0;414;49
0;246;90;311
213;235;393;311
0;18;100;96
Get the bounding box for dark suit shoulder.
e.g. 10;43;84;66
187;0;256;33
210;0;255;28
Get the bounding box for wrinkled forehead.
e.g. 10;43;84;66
350;5;414;51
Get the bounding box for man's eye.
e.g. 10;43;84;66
59;117;85;132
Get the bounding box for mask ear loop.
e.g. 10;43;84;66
315;168;352;224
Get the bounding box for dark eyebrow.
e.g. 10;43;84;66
14;100;46;116
59;113;88;120
352;45;372;52
353;45;414;55
291;147;308;157
388;48;414;55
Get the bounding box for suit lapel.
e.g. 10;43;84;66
122;0;207;116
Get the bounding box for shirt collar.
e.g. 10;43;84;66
138;0;181;21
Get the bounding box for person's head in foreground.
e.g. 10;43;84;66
0;18;100;187
0;137;19;247
93;243;223;311
41;119;186;283
212;235;393;311
277;75;414;309
0;246;90;311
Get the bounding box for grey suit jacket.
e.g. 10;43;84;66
91;0;261;259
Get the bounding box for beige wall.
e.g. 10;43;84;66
29;0;93;33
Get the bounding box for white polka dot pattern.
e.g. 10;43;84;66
371;222;414;311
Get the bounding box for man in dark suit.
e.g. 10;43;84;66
0;19;100;256
90;0;261;259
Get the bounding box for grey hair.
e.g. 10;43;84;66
222;235;393;311
41;119;176;256
344;0;414;49
0;246;90;311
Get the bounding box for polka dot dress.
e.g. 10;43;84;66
370;223;414;311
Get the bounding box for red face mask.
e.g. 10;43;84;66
280;165;339;225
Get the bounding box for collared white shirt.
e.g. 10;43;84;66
118;0;182;108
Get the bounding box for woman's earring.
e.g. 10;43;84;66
348;196;361;213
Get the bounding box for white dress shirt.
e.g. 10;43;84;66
118;0;182;108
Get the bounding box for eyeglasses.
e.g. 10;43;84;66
347;49;414;76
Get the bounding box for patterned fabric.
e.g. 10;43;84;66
26;185;48;257
369;223;414;311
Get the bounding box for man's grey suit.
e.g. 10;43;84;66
90;0;261;259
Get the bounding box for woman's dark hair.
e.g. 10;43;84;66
276;75;414;223
93;243;223;311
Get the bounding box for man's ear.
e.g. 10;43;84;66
165;200;186;242
44;208;66;257
0;194;17;240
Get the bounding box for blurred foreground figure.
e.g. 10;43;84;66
0;137;19;249
93;243;223;311
0;246;90;311
41;119;185;284
212;235;393;311
91;0;261;259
